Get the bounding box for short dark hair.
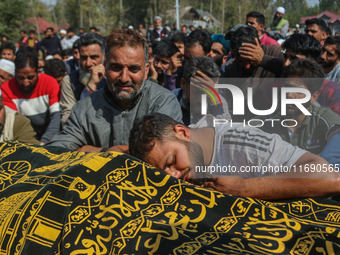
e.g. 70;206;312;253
185;30;212;55
46;27;54;33
283;59;324;93
324;36;340;56
0;42;15;54
61;49;73;58
182;56;220;83
154;41;180;58
44;59;66;78
170;32;187;44
282;34;321;61
129;113;182;161
79;32;105;53
28;30;36;34
14;47;38;71
305;18;328;32
246;11;265;26
229;26;259;56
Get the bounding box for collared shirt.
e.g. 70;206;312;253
47;79;182;149
260;104;340;154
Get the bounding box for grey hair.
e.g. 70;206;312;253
154;16;162;22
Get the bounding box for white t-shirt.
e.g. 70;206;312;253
193;115;307;178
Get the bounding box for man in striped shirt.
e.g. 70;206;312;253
1;47;61;144
129;113;340;200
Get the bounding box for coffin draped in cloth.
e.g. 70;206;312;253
0;141;340;254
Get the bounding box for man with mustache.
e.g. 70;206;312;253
59;33;106;125
267;7;289;40
320;36;340;83
47;29;182;152
1;47;61;144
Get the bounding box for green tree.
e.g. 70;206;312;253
0;0;29;42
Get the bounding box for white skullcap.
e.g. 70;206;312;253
276;7;285;14
128;25;134;29
59;29;67;34
0;59;15;76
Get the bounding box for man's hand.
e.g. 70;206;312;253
76;145;129;154
87;64;105;92
239;38;264;66
202;176;244;196
148;57;158;81
77;145;102;153
191;70;221;106
107;145;129;153
166;52;183;75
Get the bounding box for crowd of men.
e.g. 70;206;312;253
1;8;340;200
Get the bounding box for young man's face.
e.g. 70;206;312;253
1;49;15;62
246;17;263;34
207;42;224;66
46;29;54;37
174;42;184;55
320;44;340;69
15;66;39;94
146;138;191;181
79;44;104;73
153;55;170;74
105;45;149;104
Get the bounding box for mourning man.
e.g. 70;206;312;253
1;47;61;144
59;33;105;124
320;36;340;83
129;113;339;200
47;29;182;152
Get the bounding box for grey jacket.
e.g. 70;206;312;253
47;80;182;150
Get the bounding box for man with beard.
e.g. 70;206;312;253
59;33;105;125
207;34;230;70
260;59;340;155
1;47;61;144
149;16;168;49
267;7;289;39
0;94;39;144
320;36;340;83
305;18;328;46
129;113;340;200
47;29;182;152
